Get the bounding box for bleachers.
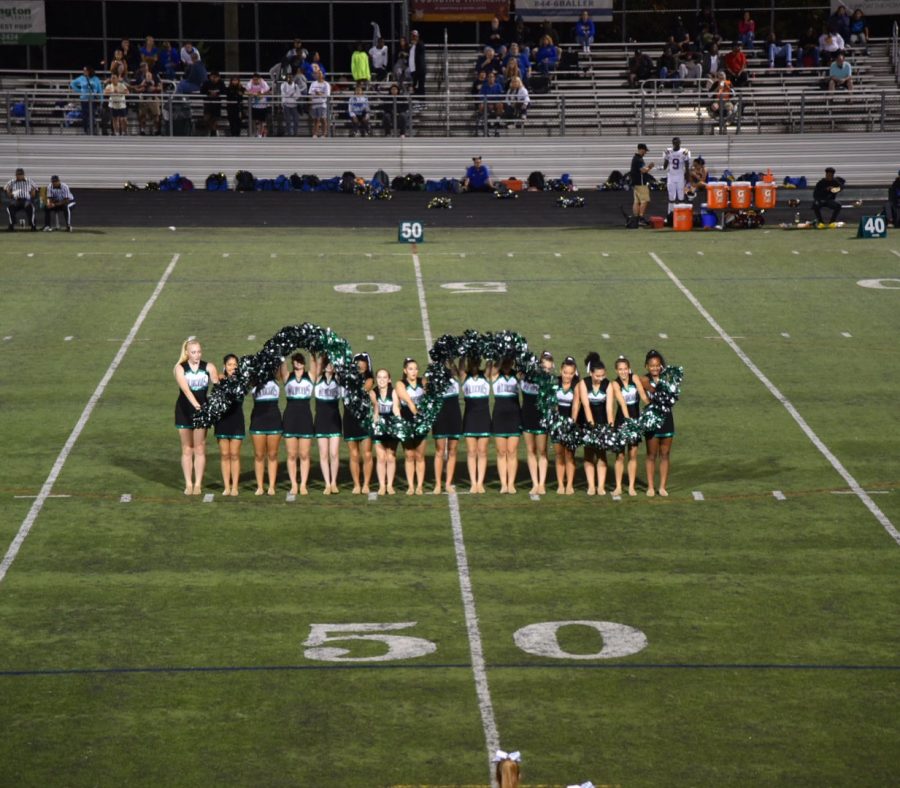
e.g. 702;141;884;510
1;37;899;138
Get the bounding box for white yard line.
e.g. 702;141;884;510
410;246;500;782
650;251;900;547
0;253;181;585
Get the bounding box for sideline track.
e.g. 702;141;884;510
0;253;182;585
649;251;900;546
410;245;501;784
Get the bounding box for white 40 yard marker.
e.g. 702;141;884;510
302;620;648;662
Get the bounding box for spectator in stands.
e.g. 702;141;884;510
540;19;561;47
574;11;596;54
670;15;689;47
630;143;654;225
140;36;159;71
628;48;654;87
303;51;327;81
828;4;851;41
535;34;559;76
737;11;756;50
348;83;370;136
176;50;207;94
393;36;411;90
462;155;495;192
479;71;505;135
827;52;853;92
180;42;201;68
505;42;531;86
484;16;505;50
245;72;271;137
505;75;530;121
104;73;129;135
42;175;75;232
475;46;501;77
678;53;702;84
409;30;427;97
471;69;487;95
351;42;371;84
701;42;721;77
381;83;409;137
799;27;820;67
308;67;331;138
287;39;308;66
502;57;520;90
819;31;845;65
888;169;900;227
280;72;304;136
70;66;102;135
369;28;389;81
849;9;869;55
724;41;749;87
5;168;37;231
708;70;734;119
108;49;128;80
201;70;225;136
767;32;794;69
132;62;161;135
157;41;178;79
813;167;844;226
118;38;140;73
696;24;720;53
657;46;680;89
225;75;245;137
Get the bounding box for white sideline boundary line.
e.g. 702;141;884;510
0;253;181;585
649;251;900;547
410;247;500;783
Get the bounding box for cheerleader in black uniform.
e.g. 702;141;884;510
173;338;218;495
520;351;554;495
641;349;674;497
371;367;401;495
461;356;492;494
214;353;244;496
553;356;579;495
344;353;375;495
313;354;342;494
609;355;650;497
431;359;463;495
280;352;315;496
490;356;522;494
250;374;282;496
396;357;427;495
573;352;610;496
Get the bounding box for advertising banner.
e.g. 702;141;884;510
411;0;510;23
0;0;46;45
516;0;612;23
831;0;900;13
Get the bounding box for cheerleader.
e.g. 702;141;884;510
395;357;426;495
553;356;579;495
370;367;401;495
461;356;492;494
609;355;650;497
344;353;375;495
490;356;522;494
280;352;314;496
520;351;553;495
641;349;674;497
249;373;282;496
214;353;244;496
431;359;463;495
173;338;218;495
313;354;342;494
573;352;610;496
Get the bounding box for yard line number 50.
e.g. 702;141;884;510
303;620;647;662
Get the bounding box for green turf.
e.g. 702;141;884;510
1;227;898;786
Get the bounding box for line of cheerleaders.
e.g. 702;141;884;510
174;338;675;498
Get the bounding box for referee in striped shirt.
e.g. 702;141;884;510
43;175;76;232
5;168;38;231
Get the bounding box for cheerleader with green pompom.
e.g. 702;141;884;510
553;357;580;495
609;355;650;497
641;349;675;497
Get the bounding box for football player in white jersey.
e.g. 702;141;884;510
663;136;691;215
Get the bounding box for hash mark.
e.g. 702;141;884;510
602;333;610;339
773;490;786;501
202;493;214;503
841;331;852;338
368;492;378;501
366;335;375;341
64;336;74;341
659;333;668;339
692;491;705;501
120;494;132;503
781;332;790;338
247;335;256;341
285;493;296;502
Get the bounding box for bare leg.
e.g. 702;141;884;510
658;437;673;496
445;438;458;490
536;433;549;494
496;436;509;493
555;443;566;494
318;436;332;493
613;451;625;496
645;436;659;497
386;447;397;493
506;435;519;493
218;438;231;493
376;443;387;494
627;445;638;496
265;434;280;495
433;438;446;494
191;429;207;493
361;439;373;493
328;436;340;492
596;451;608;495
524;432;539;493
298;438;311;494
347;441;361;493
180;430;195;494
286;437;299;494
414;444;426;494
404;441;417;494
252;434;267;494
228;440;242;495
466;436;479;493
564;447;576;494
476;437;489;493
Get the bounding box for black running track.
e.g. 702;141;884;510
72;188;814;229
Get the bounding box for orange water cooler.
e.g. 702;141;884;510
706;182;729;209
754;182;777;209
673;204;693;231
730;182;752;210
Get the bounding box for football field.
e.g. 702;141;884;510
1;226;898;786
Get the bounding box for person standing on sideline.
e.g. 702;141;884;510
5;168;38;231
663;136;691;216
630;143;654;225
409;29;426;97
41;175;75;232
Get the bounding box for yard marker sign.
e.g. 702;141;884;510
398;220;424;243
857;214;887;238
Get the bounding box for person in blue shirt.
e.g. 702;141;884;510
574;11;596;54
479;72;505;136
535;34;559;75
462;155;495;192
176;51;207;94
70;66;103;134
503;42;531;87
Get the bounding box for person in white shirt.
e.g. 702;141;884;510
180;42;201;67
348;83;370;136
280;74;305;136
369;35;389;81
662;136;691;214
308;67;331;138
5;167;38;231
